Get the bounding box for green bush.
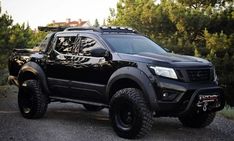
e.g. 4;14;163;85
219;106;234;120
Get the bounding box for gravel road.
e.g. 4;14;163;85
0;86;234;141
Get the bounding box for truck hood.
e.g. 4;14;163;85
118;52;212;68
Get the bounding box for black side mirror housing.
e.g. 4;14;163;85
88;47;112;60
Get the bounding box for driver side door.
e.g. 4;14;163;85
69;34;114;103
46;34;77;98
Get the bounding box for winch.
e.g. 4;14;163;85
196;95;220;111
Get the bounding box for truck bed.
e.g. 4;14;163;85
8;48;36;77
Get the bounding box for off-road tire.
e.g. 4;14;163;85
179;112;216;128
109;88;153;139
83;104;104;112
18;80;48;119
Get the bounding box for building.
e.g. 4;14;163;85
48;18;91;27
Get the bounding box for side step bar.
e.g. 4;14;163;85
50;96;109;108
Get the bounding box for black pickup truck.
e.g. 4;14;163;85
8;26;225;139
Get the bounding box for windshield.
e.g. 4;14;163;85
102;35;166;54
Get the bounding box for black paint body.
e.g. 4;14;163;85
8;28;225;117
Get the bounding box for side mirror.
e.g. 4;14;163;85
88;47;112;60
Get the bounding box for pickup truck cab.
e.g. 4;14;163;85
8;27;225;139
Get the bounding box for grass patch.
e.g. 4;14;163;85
219;106;234;120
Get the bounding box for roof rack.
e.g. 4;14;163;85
64;27;100;32
64;26;138;34
99;26;138;34
38;26;139;34
38;26;68;32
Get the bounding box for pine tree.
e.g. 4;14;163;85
93;19;100;27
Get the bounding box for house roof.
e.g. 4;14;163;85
48;19;90;27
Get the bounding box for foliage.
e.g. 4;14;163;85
176;0;233;9
0;7;13;69
93;19;100;27
0;3;46;84
109;0;234;106
219;106;234;120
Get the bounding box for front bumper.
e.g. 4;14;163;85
153;78;225;116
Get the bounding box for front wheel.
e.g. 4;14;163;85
18;80;48;119
109;88;153;139
179;112;216;128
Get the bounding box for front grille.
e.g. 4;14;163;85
187;69;211;82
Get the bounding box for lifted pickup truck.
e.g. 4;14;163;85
8;26;225;139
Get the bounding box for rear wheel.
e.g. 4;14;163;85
18;80;48;119
179;112;216;128
83;104;104;112
109;88;153;139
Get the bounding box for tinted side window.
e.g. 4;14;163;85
79;36;103;56
54;36;76;54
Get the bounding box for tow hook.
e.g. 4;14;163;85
202;102;208;111
197;101;208;112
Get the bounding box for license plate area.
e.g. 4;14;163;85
196;94;220;111
199;95;219;102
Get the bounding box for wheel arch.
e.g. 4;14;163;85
106;67;158;110
18;61;50;94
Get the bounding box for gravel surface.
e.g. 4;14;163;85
0;86;234;141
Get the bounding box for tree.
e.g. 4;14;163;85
108;0;176;36
0;2;46;69
208;7;234;35
93;19;100;27
176;0;233;9
0;3;13;69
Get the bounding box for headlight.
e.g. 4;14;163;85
150;66;178;79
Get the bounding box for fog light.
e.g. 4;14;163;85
163;93;168;97
161;90;179;101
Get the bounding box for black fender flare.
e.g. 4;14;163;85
18;61;50;94
106;67;158;110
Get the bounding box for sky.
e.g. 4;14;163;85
1;0;119;29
